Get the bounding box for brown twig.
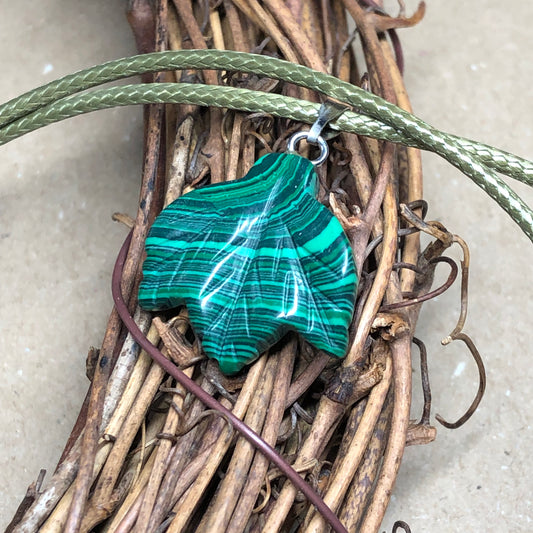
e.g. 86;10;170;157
413;337;432;426
5;470;46;533
304;342;392;532
338;389;393;529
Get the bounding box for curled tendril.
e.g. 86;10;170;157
435;332;487;429
242;112;275;136
243;129;273;152
397;204;486;429
175;408;235;437
435;235;486;429
413;337;432;426
405;198;429;220
292;402;315;425
380;256;458;311
392;520;412;533
253;475;272;513
277;408;298;444
364;227;419;261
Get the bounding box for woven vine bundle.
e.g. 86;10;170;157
8;1;526;532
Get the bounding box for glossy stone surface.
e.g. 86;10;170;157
139;152;357;374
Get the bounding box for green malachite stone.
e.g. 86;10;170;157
138;152;357;374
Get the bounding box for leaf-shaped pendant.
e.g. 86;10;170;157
139;152;357;374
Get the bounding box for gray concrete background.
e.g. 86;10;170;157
0;1;531;531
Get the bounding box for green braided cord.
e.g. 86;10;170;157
0;50;531;240
0;84;397;142
0;50;531;187
1;81;532;242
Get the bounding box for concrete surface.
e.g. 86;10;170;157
0;1;531;531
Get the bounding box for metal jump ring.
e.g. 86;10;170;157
287;131;329;166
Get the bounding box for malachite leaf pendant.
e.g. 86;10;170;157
138;152;357;374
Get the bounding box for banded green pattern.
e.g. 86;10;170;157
139;153;357;374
